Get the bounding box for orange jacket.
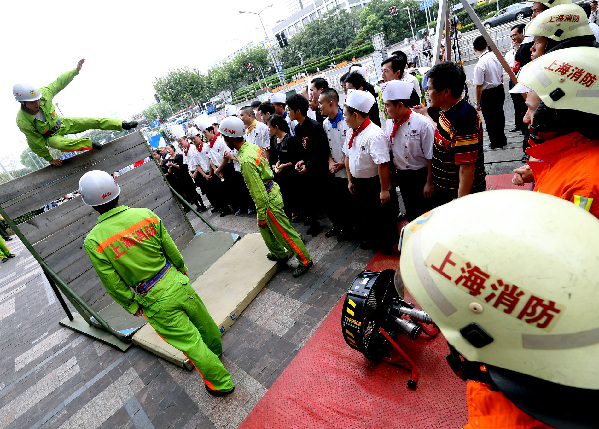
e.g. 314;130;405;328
526;132;599;220
463;381;552;429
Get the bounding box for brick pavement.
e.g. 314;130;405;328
0;96;527;427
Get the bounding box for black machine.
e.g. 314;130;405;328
341;269;438;389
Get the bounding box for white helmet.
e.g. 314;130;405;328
220;116;245;138
537;0;572;8
512;47;599;115
13;83;42;102
399;190;599;426
525;4;593;41
79;170;121;206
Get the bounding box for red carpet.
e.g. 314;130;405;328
485;173;526;191
240;176;523;429
240;251;468;429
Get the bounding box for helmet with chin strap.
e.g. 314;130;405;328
398;189;599;428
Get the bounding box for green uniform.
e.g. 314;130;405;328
237;142;311;267
84;206;234;392
16;69;123;161
0;236;13;260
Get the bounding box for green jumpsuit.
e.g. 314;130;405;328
0;236;14;260
237;142;311;267
16;68;123;162
84;206;234;393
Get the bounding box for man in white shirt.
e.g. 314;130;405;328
382;81;435;222
271;92;296;136
201;121;234;216
173;126;207;212
472;35;507;149
240;106;271;160
188;126;217;211
319;88;353;241
342;90;399;253
589;0;598;24
390;50;421;98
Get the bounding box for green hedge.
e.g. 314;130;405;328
232;42;375;103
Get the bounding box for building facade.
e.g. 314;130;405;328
273;0;372;40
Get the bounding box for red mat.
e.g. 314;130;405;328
240;251;468;429
485;173;526;191
240;176;523;428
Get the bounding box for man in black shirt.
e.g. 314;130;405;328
287;94;330;236
344;72;382;127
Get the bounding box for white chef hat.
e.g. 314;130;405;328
345;89;375;113
350;65;368;79
224;104;239;117
381;80;414;102
187;127;200;137
172;124;186;139
271;92;287;104
193;114;210;131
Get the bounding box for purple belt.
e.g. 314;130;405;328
133;261;171;296
43;119;62;138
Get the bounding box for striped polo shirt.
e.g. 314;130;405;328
432;99;486;193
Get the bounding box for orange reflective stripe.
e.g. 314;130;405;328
255;148;263;166
96;218;157;253
267;209;308;266
143;313;216;390
61;147;92;153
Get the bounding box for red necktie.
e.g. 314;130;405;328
348;118;371;149
389;108;412;141
184;143;190;156
210;132;221;148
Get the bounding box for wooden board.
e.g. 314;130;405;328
2;133;152;218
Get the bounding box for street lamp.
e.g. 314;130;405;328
404;6;415;42
239;4;286;88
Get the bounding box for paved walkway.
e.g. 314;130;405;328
0;106;527;428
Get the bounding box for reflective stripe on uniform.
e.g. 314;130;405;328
574;195;593;212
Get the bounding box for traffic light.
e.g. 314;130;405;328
248;63;254;71
154;93;161;103
275;33;289;48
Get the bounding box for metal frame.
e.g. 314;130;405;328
432;0;518;85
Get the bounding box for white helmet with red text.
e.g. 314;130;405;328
398;190;599;428
79;170;120;206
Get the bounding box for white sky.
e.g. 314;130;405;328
1;0;285;167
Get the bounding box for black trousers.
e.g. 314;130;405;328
481;85;507;148
326;175;354;231
353;176;399;249
510;92;527;132
396;167;434;221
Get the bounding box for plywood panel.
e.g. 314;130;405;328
3;134;152;218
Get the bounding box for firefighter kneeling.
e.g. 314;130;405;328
398;190;599;428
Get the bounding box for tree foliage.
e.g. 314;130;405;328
278;10;360;67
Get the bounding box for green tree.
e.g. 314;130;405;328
20;149;44;171
279;10;360;67
143;102;172;124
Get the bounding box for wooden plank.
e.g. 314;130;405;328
30;168;172;259
3;138;152;218
0;132;148;205
16;161;162;244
